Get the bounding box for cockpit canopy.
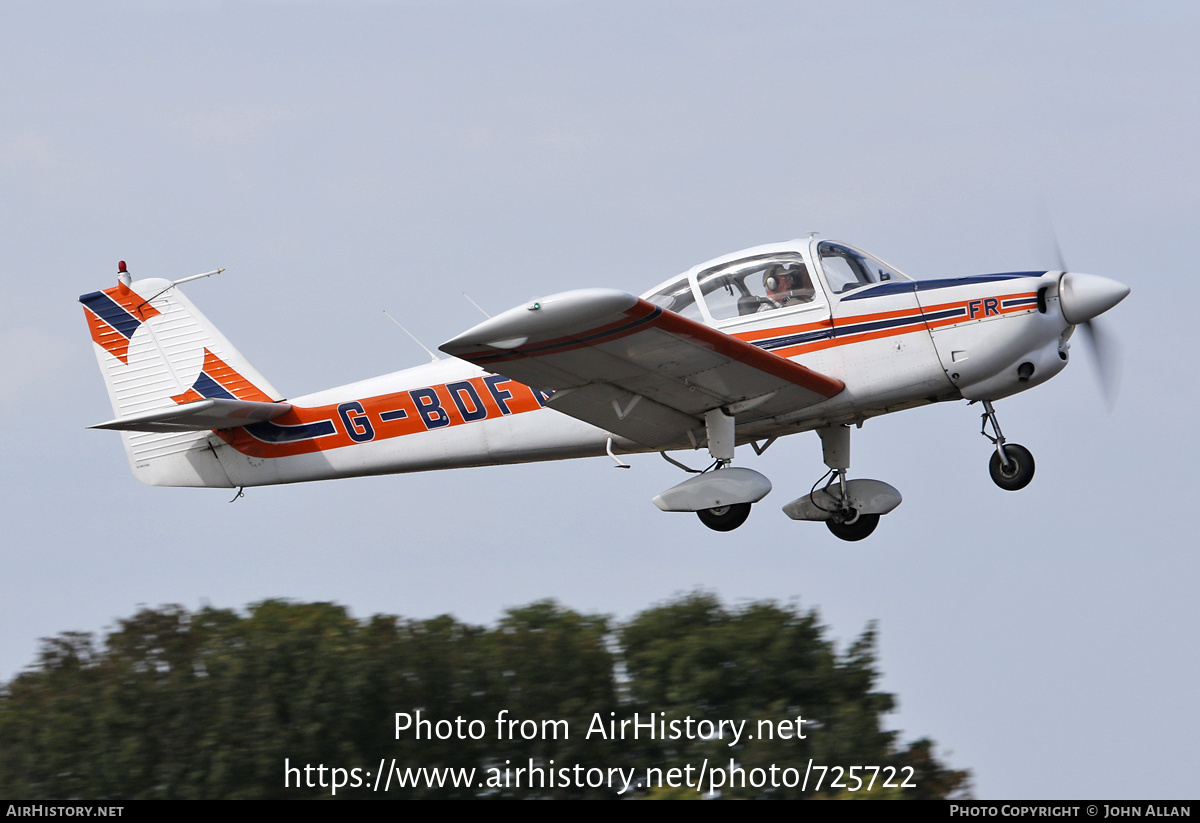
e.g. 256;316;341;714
645;239;911;323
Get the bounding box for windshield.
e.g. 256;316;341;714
646;276;703;321
817;242;909;294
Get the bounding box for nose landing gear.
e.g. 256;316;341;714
980;400;1035;491
988;443;1035;490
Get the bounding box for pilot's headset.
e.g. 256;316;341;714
764;264;791;295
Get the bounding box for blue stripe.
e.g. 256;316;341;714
841;272;1046;301
379;409;409;422
193;372;236;400
834;312;929;337
757;328;834;351
915;307;967;323
79;292;141;338
838;282;918;300
243;418;338;443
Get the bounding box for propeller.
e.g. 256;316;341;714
1075;312;1125;411
1042;223;1129;410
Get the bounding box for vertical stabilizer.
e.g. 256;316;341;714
80;270;281;487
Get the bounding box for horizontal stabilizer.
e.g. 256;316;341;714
90;398;292;433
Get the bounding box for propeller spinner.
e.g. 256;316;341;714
1058;271;1130;326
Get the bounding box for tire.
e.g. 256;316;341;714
826;512;880;542
696;502;752;532
989;443;1035;491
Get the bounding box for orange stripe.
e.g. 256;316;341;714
83;283;163;363
171;388;204;404
216;377;547;459
83;308;131;363
201;350;275;402
734;317;833;343
761;292;1040;357
917;291;1037;315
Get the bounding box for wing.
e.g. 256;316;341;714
439;289;843;448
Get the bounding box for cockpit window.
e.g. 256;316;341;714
646;277;702;321
695;253;815;321
818;241;909;294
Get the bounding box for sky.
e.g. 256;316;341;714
2;0;1197;800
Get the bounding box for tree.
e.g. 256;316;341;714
0;595;969;799
619;593;968;798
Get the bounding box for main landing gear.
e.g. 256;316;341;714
652;411;903;538
696;502;752;532
652;408;772;532
826;511;881;542
818;426;878;541
980;400;1035;491
781;424;902;542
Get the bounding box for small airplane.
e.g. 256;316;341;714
80;237;1129;540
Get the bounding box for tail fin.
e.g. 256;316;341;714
80;269;282;487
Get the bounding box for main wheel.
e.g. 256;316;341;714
696;502;752;532
989;443;1035;491
826;512;880;542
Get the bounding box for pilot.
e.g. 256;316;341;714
764;263;815;306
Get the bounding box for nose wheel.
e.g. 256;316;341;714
988;443;1035;491
980;400;1036;491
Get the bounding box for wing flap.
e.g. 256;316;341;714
90;398;293;433
441;289;844;446
547;385;700;448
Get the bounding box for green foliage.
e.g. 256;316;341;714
0;595;969;799
618;593;957;798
